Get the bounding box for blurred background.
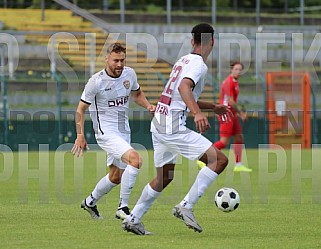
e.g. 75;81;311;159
0;0;320;150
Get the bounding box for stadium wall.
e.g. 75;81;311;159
108;24;321;66
4;116;319;151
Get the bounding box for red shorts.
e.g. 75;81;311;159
218;113;242;137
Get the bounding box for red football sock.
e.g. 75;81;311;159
213;141;225;150
234;142;243;164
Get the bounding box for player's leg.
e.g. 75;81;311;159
175;131;228;232
234;133;244;166
96;132;142;219
83;133;136;219
233;119;252;172
197;120;231;170
131;162;176;220
122;133;177;235
116;148;142;219
214;118;233;149
180;146;228;209
81;162;120;219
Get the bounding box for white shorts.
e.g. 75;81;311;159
152;128;212;167
96;132;132;169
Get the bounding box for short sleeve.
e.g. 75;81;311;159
182;57;206;86
130;69;140;91
222;77;234;97
80;75;98;104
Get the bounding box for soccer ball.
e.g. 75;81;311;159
214;187;240;212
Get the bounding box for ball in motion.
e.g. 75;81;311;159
215;187;240;212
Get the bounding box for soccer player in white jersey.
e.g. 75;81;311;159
122;23;233;235
71;43;155;220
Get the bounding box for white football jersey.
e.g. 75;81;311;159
81;67;140;135
151;53;208;134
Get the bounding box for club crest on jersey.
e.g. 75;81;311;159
123;80;130;89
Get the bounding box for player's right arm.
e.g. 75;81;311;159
71;100;90;157
71;75;98;156
227;96;238;111
227;95;246;120
178;78;210;133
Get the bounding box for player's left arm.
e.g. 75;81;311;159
179;79;210;133
131;89;156;113
197;100;233;119
197;101;216;110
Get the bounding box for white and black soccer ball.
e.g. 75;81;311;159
215;187;240;212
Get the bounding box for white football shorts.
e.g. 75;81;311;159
152;128;212;167
96;132;132;169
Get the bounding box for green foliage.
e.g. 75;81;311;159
145;4;163;13
4;0;321;11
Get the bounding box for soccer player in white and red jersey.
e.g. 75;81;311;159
198;62;252;172
71;43;155;220
122;23;233;235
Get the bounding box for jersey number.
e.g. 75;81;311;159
159;65;182;105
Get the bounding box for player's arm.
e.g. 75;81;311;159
197;100;233;119
228;96;247;120
131;89;156;113
178;78;209;133
197;100;215;110
227;96;238;112
71;100;90;157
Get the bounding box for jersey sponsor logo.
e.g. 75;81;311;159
123;80;130;89
155;103;169;115
104;87;112;91
108;96;129;107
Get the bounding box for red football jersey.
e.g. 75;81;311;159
219;75;239;113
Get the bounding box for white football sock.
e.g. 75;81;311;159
119;165;139;208
86;174;117;207
130;184;160;224
180;166;218;209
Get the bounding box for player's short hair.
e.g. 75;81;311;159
107;43;126;55
191;23;215;45
230;61;244;69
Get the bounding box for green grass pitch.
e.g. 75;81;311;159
1;148;321;249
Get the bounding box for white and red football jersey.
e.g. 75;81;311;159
81;67;140;135
151;53;208;134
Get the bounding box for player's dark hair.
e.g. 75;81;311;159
230;61;244;69
191;23;214;45
107;43;126;54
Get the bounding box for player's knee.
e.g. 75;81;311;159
128;150;142;169
218;154;229;168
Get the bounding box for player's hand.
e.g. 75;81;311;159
213;104;233;115
147;104;156;114
71;135;89;157
214;105;233;123
194;112;210;133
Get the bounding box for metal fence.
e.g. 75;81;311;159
1;22;321;149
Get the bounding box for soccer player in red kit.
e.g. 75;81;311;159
198;62;252;172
